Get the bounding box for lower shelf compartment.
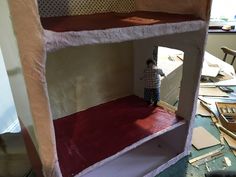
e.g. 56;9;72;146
53;95;184;177
82;126;186;177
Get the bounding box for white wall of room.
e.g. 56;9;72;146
206;33;236;70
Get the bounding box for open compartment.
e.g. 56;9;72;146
46;41;185;176
79;123;187;177
53;96;185;177
37;0;209;51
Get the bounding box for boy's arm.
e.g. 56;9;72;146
157;69;165;77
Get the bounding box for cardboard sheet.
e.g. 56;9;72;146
192;127;220;150
199;87;229;97
196;100;211;117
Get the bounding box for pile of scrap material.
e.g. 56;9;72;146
191;89;236;174
199;99;236;155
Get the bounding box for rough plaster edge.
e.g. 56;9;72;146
44;20;206;52
144;149;189;177
185;102;198;153
74;120;186;177
7;0;62;176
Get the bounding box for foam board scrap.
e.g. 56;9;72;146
192;127;220;150
201;60;220;78
199;87;229;97
196;100;211;117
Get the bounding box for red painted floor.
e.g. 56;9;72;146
54;95;181;177
41;11;200;32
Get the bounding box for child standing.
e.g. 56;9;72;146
142;58;165;106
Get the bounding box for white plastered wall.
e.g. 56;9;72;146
46;42;134;119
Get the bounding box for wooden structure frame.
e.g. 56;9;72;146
0;0;212;177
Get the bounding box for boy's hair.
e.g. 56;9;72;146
146;58;156;66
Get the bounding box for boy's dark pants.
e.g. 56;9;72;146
144;88;160;105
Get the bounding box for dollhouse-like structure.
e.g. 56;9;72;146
0;0;212;177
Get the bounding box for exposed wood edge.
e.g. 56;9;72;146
157;100;177;113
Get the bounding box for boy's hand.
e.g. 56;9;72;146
161;73;165;77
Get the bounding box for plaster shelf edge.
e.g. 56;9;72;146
44;20;207;52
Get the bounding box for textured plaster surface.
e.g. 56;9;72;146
6;0;211;176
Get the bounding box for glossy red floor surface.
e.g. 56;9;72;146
41;11;200;32
53;95;181;177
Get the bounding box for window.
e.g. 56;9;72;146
210;0;236;28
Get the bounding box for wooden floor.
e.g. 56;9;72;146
53;95;181;177
41;11;200;32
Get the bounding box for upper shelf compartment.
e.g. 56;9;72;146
42;12;206;52
41;11;201;32
38;0;209;52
